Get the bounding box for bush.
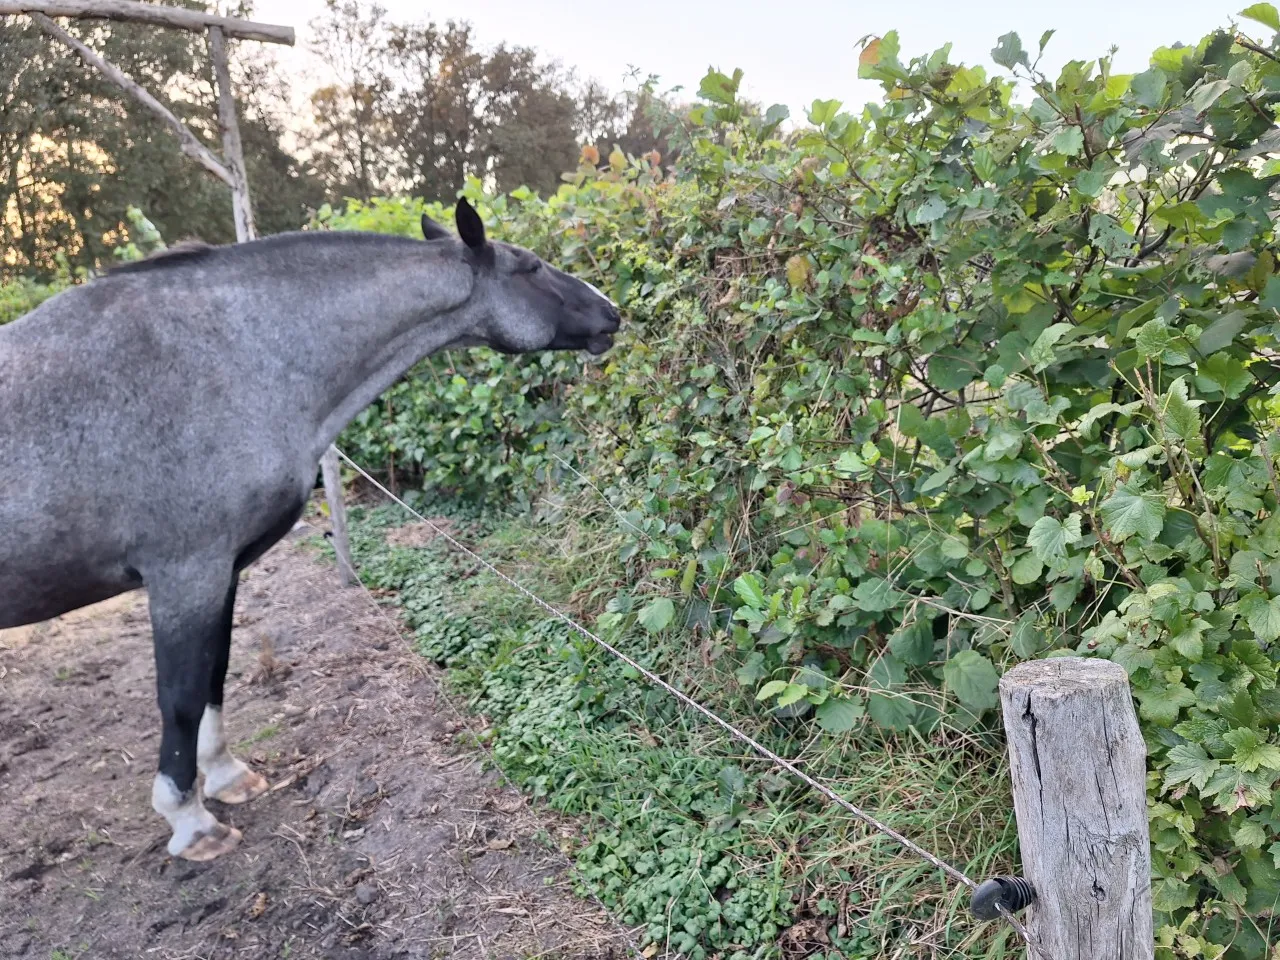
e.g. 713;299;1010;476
0;263;73;325
1;206;167;326
330;18;1280;958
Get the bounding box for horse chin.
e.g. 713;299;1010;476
585;334;613;356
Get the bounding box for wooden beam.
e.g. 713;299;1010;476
207;26;254;242
0;0;293;44
1000;657;1153;960
30;12;233;187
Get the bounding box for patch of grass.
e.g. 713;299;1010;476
238;724;279;748
335;497;1019;960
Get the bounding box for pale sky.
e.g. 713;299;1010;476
250;0;1258;119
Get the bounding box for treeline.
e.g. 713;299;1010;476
0;0;679;280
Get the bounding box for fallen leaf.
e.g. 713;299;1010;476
248;892;268;920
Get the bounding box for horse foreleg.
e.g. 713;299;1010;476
147;560;243;861
198;704;268;805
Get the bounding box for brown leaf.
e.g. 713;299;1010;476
859;38;882;70
248;892;268;920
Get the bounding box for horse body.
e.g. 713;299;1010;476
0;201;620;860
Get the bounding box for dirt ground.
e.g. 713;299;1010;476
0;518;637;960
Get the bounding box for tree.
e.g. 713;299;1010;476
578;75;684;169
302;0;396;201
302;0;680;204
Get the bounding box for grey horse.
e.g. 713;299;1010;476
0;199;621;861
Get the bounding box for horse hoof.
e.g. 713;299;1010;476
177;822;242;862
207;769;269;805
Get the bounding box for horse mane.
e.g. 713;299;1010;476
106;239;217;276
103;231;436;279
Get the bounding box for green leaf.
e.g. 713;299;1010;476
889;619;934;666
895;402;926;437
1241;2;1280;31
927;354;977;391
1010;615;1045;658
807;98;842;126
1027;514;1083;563
1130;67;1168;109
1234;639;1278;686
943;650;1000;712
1191;78;1232;114
1152;877;1200;912
868;655;916;731
1158;377;1202;443
816;697;864;733
985;429;1023;461
1078;400;1143;437
1244;595;1280;643
853;578;903;613
698;68;742;105
834;449;869;475
1028;322;1074;372
1169;626;1204;662
910;195;947;225
734;573;767;609
1011;553;1043;584
1196;310;1248;356
1100;484;1166;542
1052;126;1085;157
637;597;676;633
756;679;789;701
973;148;998;183
1233;818;1268;849
991;32;1029;70
1164;742;1220;791
1136;681;1196;725
868;692;917;731
1074;167;1108;199
1225;727;1280;772
1135;319;1176;360
1198;354;1253;398
777;683;809;708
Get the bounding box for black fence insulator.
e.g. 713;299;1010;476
971;876;1036;921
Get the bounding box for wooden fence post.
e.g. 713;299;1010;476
999;656;1153;959
207;25;255;243
320;446;356;586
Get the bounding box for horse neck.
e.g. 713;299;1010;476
259;237;478;460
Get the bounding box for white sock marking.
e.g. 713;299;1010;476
197;705;252;799
152;773;219;856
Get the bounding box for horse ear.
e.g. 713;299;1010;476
455;198;488;252
421;213;450;241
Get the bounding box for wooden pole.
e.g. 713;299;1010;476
207;26;255;243
320;447;356;587
29;12;233;187
1;0;294;44
999;657;1153;960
